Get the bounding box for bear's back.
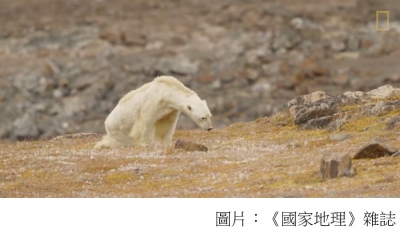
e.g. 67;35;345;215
118;82;151;104
153;76;195;96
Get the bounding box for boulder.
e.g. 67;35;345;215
287;91;331;108
294;98;342;126
320;152;357;179
353;141;398;159
367;85;400;99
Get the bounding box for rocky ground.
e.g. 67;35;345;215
1;0;400;140
0;85;399;197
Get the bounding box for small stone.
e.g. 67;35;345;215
61;122;69;129
326;116;348;131
52;133;102;140
210;80;222;90
386;116;400;130
330;39;346;52
271;28;302;51
353;141;398;159
333;74;349;86
12;113;39;140
347;36;360;51
99;30;120;45
388;74;400;83
245;68;259;81
195;74;215;84
121;32;147;47
333;52;360;60
329;133;351;141
175;139;208;152
52;89;64;99
320;152;356;179
170;58;199;75
145;41;164;50
43;59;61;77
58;77;69;87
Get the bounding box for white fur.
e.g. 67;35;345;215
94;76;212;148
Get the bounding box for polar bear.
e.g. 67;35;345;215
94;76;213;148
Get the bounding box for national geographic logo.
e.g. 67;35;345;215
376;11;390;31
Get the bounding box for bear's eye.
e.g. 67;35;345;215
187;105;192;111
201;117;206;120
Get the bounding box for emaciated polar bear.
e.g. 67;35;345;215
94;76;212;148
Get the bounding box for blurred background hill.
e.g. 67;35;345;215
0;0;400;140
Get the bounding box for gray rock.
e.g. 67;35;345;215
326;115;349;131
288;105;303;116
301;116;333;130
12;113;39;140
329;133;351;141
294;100;340;125
245;68;259;81
320;152;357;179
367;85;400;99
392;151;400;157
170;58;199;75
353;141;398;159
12;71;43;96
272;28;302;51
386;116;400;130
287;91;331;108
333;52;360;60
0;118;12;138
342;90;366;100
43;59;61;77
347;35;360;51
154;57;199;75
370;100;400;116
330;39;346;52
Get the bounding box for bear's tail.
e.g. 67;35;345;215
93;135;116;149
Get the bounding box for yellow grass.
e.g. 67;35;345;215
0;110;399;197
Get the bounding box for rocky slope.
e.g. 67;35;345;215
1;0;400;140
0;85;399;197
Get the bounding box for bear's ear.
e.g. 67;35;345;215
187;105;192;111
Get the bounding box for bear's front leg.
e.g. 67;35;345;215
154;110;180;145
139;122;155;146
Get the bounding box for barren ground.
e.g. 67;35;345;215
1;108;399;198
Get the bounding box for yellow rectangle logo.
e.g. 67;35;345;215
376;11;390;31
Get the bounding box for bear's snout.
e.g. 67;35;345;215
207;128;213;131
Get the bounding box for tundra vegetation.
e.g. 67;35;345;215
1;105;399;197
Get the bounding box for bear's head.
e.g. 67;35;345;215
185;99;213;131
